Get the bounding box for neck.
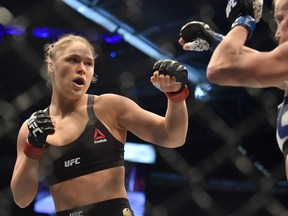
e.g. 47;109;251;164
49;93;87;117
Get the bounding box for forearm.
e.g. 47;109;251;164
163;100;188;147
11;157;40;208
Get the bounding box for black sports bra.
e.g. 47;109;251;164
40;94;124;186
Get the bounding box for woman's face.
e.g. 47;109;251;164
274;0;288;44
51;41;95;99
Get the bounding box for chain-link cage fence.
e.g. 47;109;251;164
1;0;287;216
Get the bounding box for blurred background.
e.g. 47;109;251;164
1;0;288;215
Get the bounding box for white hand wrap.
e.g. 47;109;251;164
253;0;263;23
185;39;210;51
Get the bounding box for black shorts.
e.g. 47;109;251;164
56;198;135;216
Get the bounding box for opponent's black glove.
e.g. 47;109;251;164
179;21;224;51
24;110;55;159
152;60;189;103
226;0;262;23
226;0;263;38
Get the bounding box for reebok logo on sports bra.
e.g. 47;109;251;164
41;95;125;185
94;128;107;144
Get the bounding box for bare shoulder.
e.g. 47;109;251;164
18;120;29;137
95;93;137;108
94;93;139;116
92;93;141;131
95;93;130;100
277;42;288;56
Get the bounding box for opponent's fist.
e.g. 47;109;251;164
179;21;224;51
27;110;55;148
152;60;189;103
226;0;263;23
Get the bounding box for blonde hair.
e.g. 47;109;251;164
44;34;98;87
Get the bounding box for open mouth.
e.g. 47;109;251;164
73;78;84;85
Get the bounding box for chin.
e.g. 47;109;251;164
67;90;86;99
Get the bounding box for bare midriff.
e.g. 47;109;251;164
49;166;127;211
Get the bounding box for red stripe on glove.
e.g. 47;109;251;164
165;85;189;103
23;141;46;160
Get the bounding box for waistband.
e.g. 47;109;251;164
56;198;134;216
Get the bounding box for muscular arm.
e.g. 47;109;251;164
104;93;188;148
122;97;188;148
10;121;40;208
207;26;288;89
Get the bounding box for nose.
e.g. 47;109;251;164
274;28;280;42
77;62;86;74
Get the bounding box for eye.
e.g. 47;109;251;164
275;14;284;25
67;57;78;63
85;61;94;67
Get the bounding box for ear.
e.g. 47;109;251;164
48;61;54;72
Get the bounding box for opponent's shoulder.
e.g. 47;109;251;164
272;41;288;56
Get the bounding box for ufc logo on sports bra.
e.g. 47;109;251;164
64;157;81;168
69;211;83;216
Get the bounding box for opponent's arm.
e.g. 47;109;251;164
208;0;288;88
207;26;262;86
11;110;54;208
177;19;269;87
206;0;283;88
178;0;262;53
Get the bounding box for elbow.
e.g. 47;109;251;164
165;136;187;148
156;125;188;148
174;141;186;148
206;64;221;84
207;62;232;86
12;195;33;208
175;136;186;147
10;183;34;208
16;201;30;209
169;127;188;148
206;64;214;82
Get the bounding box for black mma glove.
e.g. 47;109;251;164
180;21;224;51
152;60;189;103
226;0;263;38
24;110;55;159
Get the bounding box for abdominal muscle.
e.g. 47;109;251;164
49;166;127;212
